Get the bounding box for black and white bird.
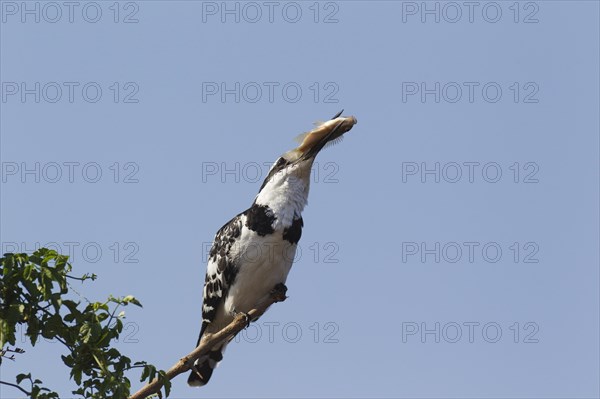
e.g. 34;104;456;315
188;111;358;387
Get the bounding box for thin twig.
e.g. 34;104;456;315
0;380;31;396
129;291;286;399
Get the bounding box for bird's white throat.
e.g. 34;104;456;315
254;160;312;230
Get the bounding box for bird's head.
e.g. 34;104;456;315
254;111;357;215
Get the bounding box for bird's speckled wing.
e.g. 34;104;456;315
199;213;243;339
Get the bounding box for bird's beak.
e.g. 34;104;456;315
295;110;358;162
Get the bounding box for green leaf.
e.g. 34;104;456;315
16;372;31;384
123;295;142;307
23;263;34;280
72;365;82;385
80;323;92;343
61;354;74;367
159;370;172;396
140;364;151;382
0;318;16;347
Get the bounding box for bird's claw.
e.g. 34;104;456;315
232;308;251;328
242;312;251;328
270;283;288;302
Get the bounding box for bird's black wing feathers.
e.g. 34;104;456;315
188;212;245;387
198;212;243;341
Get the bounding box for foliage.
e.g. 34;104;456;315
0;249;171;398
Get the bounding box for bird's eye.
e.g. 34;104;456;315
274;157;290;171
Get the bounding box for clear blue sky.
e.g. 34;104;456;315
1;1;599;398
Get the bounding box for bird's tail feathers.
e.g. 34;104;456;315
187;342;228;387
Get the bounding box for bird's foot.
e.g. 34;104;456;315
270;283;288;303
232;308;251;328
241;312;251;328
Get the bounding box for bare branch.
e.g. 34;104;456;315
129;290;287;399
0;380;31;396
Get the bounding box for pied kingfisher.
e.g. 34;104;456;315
188;111;357;387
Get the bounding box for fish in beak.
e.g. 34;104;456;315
292;110;358;163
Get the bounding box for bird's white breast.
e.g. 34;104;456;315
224;226;297;315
